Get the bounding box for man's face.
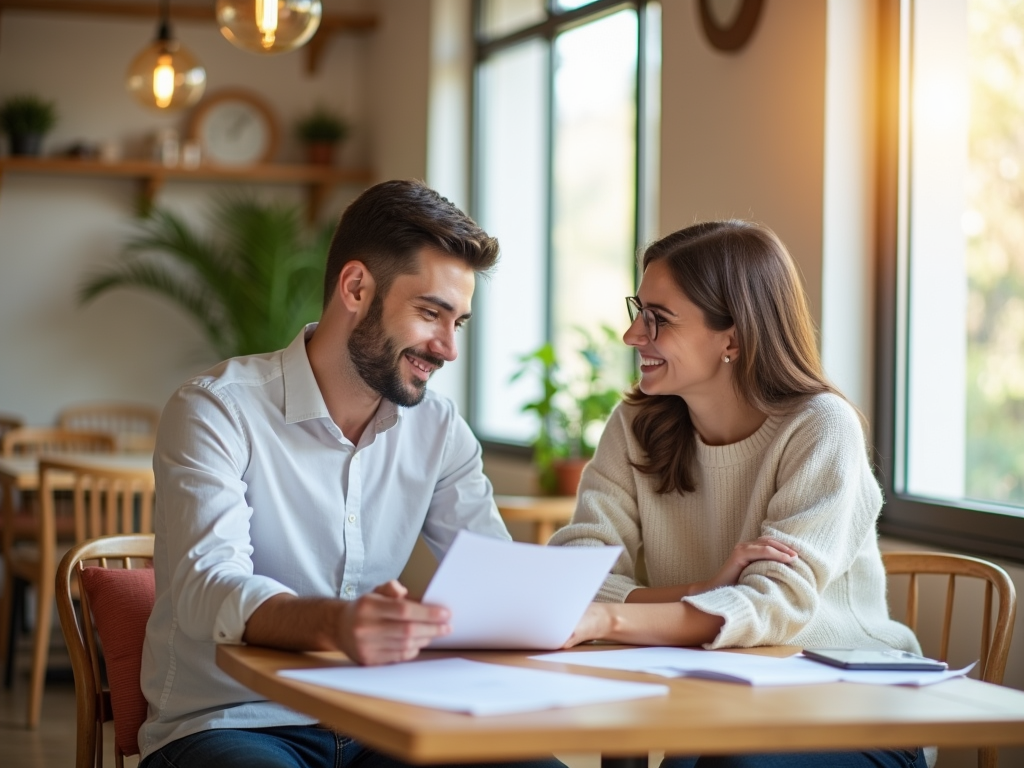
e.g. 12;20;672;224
348;248;476;406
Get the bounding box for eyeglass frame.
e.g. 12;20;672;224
625;295;661;341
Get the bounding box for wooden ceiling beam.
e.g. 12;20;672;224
0;1;377;74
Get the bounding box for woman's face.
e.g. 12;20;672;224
623;259;735;399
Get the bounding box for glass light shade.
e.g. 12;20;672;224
216;0;322;54
126;39;206;111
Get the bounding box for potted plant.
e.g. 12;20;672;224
296;106;350;166
79;197;333;359
512;327;626;496
0;94;57;156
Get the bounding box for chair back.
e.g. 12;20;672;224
56;534;155;768
0;412;23;441
58;404;160;453
1;427;116;457
883;551;1017;768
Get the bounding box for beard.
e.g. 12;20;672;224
347;294;445;407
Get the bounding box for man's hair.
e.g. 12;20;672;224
323;179;499;308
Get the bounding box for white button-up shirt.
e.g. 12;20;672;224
139;324;509;759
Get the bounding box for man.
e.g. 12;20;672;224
139;180;555;768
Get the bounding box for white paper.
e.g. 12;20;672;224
422;531;622;649
531;647;976;687
279;657;668;716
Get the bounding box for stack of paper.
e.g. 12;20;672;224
530;647;975;687
279;657;669;716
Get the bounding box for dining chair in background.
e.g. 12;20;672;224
0;412;23;441
0;459;154;728
57;403;161;453
56;533;155;768
883;551;1018;768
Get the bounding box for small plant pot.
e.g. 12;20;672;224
552;458;589;497
304;141;335;166
8;133;43;156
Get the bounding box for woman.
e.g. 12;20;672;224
551;221;927;768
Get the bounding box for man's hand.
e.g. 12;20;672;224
704;537;798;591
336;580;452;665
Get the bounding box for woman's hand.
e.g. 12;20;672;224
562;603;613;648
705;537;798;591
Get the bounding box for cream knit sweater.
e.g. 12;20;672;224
550;393;920;653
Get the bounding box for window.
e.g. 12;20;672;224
469;0;660;446
877;0;1024;560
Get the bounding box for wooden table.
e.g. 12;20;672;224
495;495;576;544
0;453;154;522
217;644;1024;764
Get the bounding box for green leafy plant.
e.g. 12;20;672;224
296;106;350;144
79;198;332;359
0;94;57;136
512;326;625;493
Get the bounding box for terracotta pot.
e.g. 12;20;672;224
552;458;589;497
304;141;335;165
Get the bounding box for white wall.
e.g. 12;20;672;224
659;0;827;322
0;1;431;424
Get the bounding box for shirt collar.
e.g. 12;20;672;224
282;322;402;437
283;323;332;424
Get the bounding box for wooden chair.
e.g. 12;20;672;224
883;551;1018;768
58;403;161;453
0;460;154;729
0;412;23;440
56;534;155;768
0;427;118;691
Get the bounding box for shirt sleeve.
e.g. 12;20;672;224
419;407;511;558
684;399;884;648
155;382;296;645
548;404;644;603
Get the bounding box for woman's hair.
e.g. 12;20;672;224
626;220;843;494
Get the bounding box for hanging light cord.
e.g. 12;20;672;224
157;0;172;42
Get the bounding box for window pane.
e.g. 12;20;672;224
904;0;1024;509
479;0;546;41
473;39;549;443
554;0;598;10
551;10;637;394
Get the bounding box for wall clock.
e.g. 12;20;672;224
187;89;279;166
699;0;764;53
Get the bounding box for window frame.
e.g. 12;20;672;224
467;0;657;453
874;0;1024;563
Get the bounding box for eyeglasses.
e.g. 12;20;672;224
626;295;660;341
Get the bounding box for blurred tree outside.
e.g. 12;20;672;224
965;0;1024;505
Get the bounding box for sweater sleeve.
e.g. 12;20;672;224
548;404;644;603
684;397;883;648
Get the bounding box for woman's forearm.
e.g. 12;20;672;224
570;601;725;647
625;584;706;602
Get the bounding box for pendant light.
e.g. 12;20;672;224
216;0;322;55
126;0;207;111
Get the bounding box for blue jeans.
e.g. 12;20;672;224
659;748;927;768
140;724;568;768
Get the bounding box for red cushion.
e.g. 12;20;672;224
79;566;155;757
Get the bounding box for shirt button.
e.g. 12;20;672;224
348;514;356;523
345;585;354;595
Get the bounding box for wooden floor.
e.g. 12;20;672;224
0;630;138;768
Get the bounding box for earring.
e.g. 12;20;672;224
723;355;731;364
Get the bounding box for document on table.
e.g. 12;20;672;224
422;531;622;649
279;658;668;716
530;647;976;687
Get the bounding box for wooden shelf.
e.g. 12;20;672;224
0;1;378;75
0;156;373;222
